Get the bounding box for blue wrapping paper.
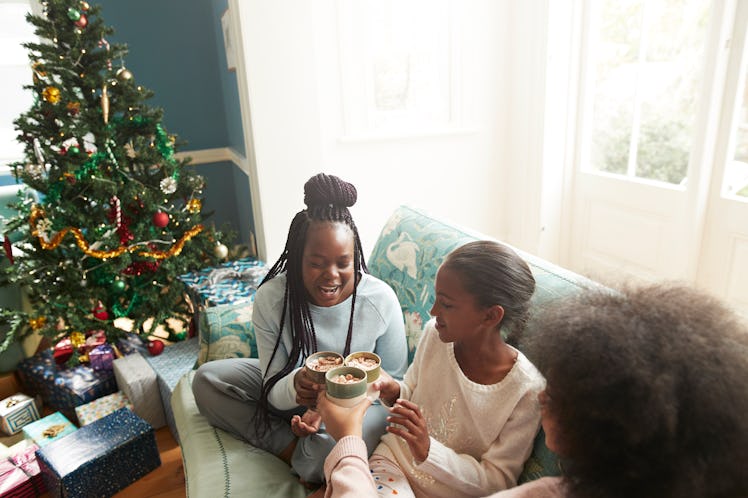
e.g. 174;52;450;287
21;412;77;447
178;257;267;308
35;408;160;498
116;333;149;356
144;337;200;443
16;349;117;421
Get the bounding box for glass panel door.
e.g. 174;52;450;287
582;0;710;185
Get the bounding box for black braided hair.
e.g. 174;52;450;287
256;173;368;431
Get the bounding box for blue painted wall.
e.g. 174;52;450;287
98;0;253;250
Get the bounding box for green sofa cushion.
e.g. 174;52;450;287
197;301;259;367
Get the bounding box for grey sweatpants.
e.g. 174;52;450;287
191;357;388;484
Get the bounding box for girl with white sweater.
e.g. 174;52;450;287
365;240;544;498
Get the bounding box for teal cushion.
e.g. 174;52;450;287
368;206;478;363
518;428;563;484
368;206;597;363
197;302;258;366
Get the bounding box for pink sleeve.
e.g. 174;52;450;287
324;436;378;498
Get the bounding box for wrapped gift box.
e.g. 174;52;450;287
8;440;45;495
16;349;117;421
179;258;267;340
0;393;40;435
113;354;165;429
88;344;114;372
0;458;36;497
144;337;200;442
179;257;267;309
36;408;160;498
22;412;77;448
74;391;132;426
116;333;149;357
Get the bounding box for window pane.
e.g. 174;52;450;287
585;0;709;185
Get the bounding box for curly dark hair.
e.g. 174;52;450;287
522;283;748;498
256;173;367;430
440;240;535;340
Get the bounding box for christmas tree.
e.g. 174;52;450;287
0;0;230;363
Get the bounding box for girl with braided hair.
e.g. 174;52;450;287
192;173;408;485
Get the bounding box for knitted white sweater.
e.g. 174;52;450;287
373;320;545;498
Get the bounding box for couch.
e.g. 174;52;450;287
171;205;598;497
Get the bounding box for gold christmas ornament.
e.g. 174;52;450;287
101;84;109;123
42;86;61;104
70;331;85;347
29;316;47;330
214;243;229;260
186;198;201;213
116;67;133;81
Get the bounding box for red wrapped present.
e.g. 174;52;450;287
52;338;73;365
0;459;36;497
8;442;45;495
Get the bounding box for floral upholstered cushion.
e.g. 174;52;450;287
197;302;258;366
368;206;589;484
368;206;477;363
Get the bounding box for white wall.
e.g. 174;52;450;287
234;0;515;262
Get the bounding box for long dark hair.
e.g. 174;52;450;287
257;173;368;429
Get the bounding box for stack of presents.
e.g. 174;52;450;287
0;257;266;497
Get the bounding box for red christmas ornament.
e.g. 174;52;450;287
3;236;13;265
74;13;88;28
152;211;169;228
93;303;109;321
147;339;164;356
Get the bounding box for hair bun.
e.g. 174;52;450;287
304;173;357;209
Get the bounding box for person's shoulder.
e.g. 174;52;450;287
254;273;287;305
513;349;546;390
356;273;398;301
